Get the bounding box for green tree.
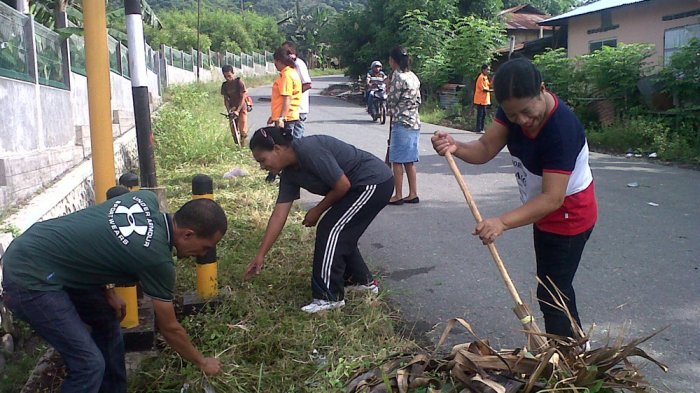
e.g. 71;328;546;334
399;9;453;94
279;3;336;66
144;9;282;54
458;0;504;18
445;16;505;83
325;0;460;77
658;38;700;107
580;43;655;111
533;47;584;105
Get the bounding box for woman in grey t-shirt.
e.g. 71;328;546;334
243;127;394;313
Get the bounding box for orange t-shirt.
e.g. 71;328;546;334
473;73;491;105
271;66;301;121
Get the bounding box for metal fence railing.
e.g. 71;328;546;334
69;34;86;76
33;21;66;89
183;52;193;70
164;45;172;66
119;42;129;78
0;4;31;81
172;47;182;69
0;1;275;89
145;44;156;72
107;35;119;74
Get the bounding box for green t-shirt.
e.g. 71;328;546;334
2;190;176;301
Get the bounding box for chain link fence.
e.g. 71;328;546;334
0;2;274;89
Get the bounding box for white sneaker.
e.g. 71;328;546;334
301;299;345;313
345;280;379;295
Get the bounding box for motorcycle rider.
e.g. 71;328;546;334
366;61;387;117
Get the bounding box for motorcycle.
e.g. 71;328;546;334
368;78;387;125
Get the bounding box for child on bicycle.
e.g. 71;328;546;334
221;64;249;146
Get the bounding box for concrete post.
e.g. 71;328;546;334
23;15;38;83
15;0;28;13
54;10;71;89
125;0;158;189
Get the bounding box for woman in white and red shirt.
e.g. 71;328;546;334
432;58;597;339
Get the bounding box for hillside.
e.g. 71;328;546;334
148;0;367;16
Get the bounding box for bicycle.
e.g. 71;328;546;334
221;111;243;148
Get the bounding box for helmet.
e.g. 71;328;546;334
371;61;382;68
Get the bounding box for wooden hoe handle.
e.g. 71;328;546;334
444;151;524;306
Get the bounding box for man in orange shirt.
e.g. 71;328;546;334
473;64;492;134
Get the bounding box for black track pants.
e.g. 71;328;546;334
311;177;393;301
534;225;593;338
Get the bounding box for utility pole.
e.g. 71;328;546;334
125;0;158;188
84;0;116;203
196;0;201;82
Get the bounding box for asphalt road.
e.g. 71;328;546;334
244;75;699;392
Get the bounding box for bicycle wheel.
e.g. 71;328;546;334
230;118;242;147
379;104;387;125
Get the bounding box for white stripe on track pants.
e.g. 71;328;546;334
311;177;393;301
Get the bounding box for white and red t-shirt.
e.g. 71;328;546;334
495;93;598;235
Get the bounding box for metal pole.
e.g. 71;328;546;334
125;0;158;188
84;0;116;203
196;0;201;82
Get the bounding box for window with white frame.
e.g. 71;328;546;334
664;23;700;65
589;38;617;53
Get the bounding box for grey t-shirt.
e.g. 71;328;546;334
277;135;393;203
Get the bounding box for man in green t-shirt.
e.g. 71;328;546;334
1;190;227;393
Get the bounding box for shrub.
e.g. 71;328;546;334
580;43;655;113
586;116;669;153
657;38;700;108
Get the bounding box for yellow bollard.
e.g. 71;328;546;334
192;174;218;299
114;285;139;328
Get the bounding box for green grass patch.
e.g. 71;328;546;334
587;115;700;165
0;322;47;393
310;68;346;77
419;98;448;125
129;80;417;391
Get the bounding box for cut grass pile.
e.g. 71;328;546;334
128;79;417;392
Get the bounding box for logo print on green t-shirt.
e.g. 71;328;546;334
115;204;148;237
108;196;155;247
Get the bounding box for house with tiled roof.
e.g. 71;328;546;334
499;4;553;46
540;0;700;65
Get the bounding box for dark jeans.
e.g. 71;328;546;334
2;277;127;393
533;225;593;338
367;91;375;115
475;104;488;132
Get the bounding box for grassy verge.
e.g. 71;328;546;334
310;68;346;77
419;97;490;132
128;81;417;392
420;98;699;165
0;322;47;393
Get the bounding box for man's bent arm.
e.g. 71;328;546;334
152;299;221;375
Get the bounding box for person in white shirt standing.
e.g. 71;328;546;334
283;41;312;139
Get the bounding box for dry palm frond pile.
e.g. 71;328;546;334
346;276;668;393
346;317;668;393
